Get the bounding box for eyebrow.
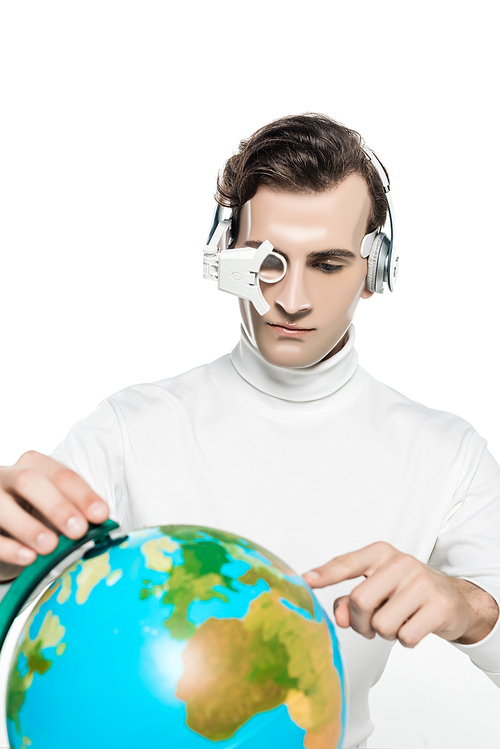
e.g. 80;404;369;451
242;240;356;260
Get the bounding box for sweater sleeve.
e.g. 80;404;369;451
50;398;128;526
428;431;500;686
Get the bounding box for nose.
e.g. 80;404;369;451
273;262;311;316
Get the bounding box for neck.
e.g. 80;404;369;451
321;330;350;361
230;324;359;403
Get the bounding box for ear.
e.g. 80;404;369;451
361;288;374;300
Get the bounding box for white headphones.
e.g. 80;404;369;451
204;146;399;314
360;147;399;293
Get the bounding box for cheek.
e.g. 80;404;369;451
259;281;274;308
317;270;367;318
239;298;267;346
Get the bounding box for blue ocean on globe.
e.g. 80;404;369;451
7;525;346;748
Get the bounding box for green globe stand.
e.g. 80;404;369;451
0;519;120;650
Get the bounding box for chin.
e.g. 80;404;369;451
255;339;328;369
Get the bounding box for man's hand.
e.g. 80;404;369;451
302;542;499;647
0;451;109;580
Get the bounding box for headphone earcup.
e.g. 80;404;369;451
366;232;391;293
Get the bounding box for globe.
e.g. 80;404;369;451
6;525;346;748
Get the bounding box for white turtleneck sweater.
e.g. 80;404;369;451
49;326;500;749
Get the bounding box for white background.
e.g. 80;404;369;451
0;1;499;747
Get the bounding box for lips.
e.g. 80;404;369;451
267;322;315;337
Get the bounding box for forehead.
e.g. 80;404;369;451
244;174;371;252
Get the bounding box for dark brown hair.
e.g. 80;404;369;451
216;113;389;246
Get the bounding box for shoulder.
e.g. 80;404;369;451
362;369;482;452
103;356;227;417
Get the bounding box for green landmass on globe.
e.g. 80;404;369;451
7;525;345;749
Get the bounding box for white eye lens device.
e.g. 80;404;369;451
203;207;287;316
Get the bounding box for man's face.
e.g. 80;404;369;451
236;174;374;368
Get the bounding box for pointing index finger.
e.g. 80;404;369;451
303;542;394;588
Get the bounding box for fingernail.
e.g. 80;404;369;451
17;548;36;564
36;532;57;552
88;501;108;521
304;570;320;580
66;516;87;536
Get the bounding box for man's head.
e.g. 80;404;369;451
215;113;390;368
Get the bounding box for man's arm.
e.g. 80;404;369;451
0;451;109;581
303;432;500;682
302;542;499;646
0;397;124;584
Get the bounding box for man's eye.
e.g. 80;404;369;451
314;263;344;274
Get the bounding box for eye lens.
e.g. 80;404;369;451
259;253;286;283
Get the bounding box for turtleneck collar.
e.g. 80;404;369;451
231;324;359;402
209;323;367;417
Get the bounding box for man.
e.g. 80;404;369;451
1;113;499;749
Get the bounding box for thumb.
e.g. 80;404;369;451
334;596;351;628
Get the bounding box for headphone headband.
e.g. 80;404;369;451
362;146;390;193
